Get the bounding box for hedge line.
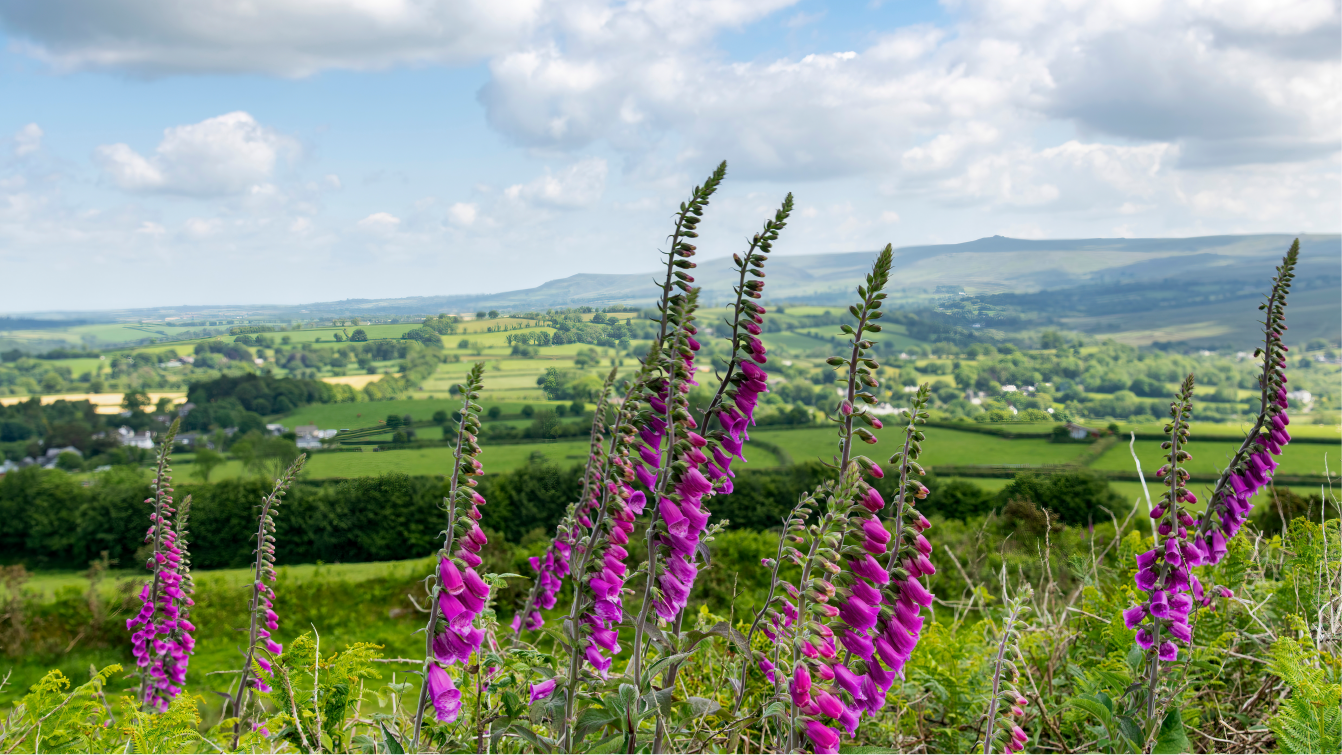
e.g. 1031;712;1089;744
1;459;1129;570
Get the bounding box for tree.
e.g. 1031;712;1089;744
122;389;150;414
569;400;585;416
230;433;300;479
155;397;174;414
487;406;502;420
191;447;224;482
475;311;487;319
457;339;471;349
521;405;535;418
385;414;403;428
487;310;499;319
432;410;449;424
349;328;368;342
56;451;83;471
469;341;485;356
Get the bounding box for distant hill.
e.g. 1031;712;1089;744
5;234;1336;348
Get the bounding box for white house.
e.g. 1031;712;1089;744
117;426;155;449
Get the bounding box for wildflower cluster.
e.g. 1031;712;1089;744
126;419;195;711
739;247;940;754
413;362;489;745
1198;241;1299;557
513;369;619;636
1122;243;1299;733
228;452;307;746
981;585;1034;755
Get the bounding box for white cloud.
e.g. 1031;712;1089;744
94;112;296;197
447;202;479;226
13;124;42;156
0;0;544;76
357;212;402;233
503;157;608;209
477;0;1337;180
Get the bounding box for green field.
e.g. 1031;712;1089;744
750;425;1092;469
1092;437;1340;478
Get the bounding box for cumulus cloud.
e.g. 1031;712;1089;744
94;112;296;197
0;0;543;76
357;212;402;233
13;124;42;156
503;157;608;209
477;0;1337;183
447;202;479;226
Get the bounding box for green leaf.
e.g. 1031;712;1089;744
1117;716;1144;752
1067;697;1115;727
573;706;616;743
679;697;721;720
380;722;405;754
1153;709;1192;754
584;733;628;754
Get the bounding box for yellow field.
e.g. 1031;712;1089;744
0;391;187;414
321;373;400;389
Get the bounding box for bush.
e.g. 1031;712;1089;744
995;471;1125;526
349;328;368;342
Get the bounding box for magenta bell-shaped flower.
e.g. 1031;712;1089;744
427;664;463;722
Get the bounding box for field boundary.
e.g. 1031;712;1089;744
931;463;1332;487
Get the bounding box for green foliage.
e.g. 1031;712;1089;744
4;664;123;754
1266;637;1342;754
996;470;1125;525
262;633;384;752
118;691;203;754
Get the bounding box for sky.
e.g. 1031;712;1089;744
0;0;1338;312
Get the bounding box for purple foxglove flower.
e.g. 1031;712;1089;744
804;720;840;754
832;663;864;699
838;597;880;631
838;703;861;736
1135;627;1154;650
758;657;776;683
590;625;621;652
1122;605;1146;629
1168;621;1193;643
676;467;713;497
584;645;613;677
860;487;884;513
839;629;875;661
463;569;490;599
660;498;689;536
529;679;556;703
874;635;902;668
720;434;745;461
814;690;844;719
867;656;897;690
915;554;936;575
1136;549;1159;569
884;622;917;656
1149;591;1170;618
1158;641;1178;661
427;665;462;722
635;464;657;488
1163;538;1181;565
626;490;647;514
848;555;889;584
638;446;661;468
1012;726;1028;745
1210;530;1227;561
639;427;662;450
900;577;933;606
790;665;812;705
440;559;465;594
862;517;891;544
850;579;883;606
1134;567;1159;591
